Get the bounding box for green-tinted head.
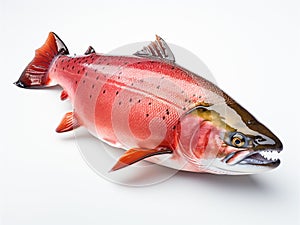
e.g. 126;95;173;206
178;98;283;175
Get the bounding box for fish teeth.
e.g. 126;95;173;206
260;150;279;162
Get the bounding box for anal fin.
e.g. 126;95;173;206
56;112;80;133
110;147;173;172
60;90;68;100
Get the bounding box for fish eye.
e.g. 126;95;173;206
229;132;248;148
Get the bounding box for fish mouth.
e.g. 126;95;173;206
224;148;282;167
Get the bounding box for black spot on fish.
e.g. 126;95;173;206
116;91;119;95
162;116;166;120
193;94;196;97
92;84;95;89
118;76;120;79
138;99;141;103
119;101;122;105
75;81;78;84
156;85;160;89
171;66;175;70
172;125;176;130
72;66;74;70
94;69;97;72
181;90;184;94
83;80;85;83
96;76;99;80
131;83;134;86
137;62;141;64
124;62;128;65
119;71;122;75
106;63;110;65
103;90;106;94
62;67;65;71
67;64;69;68
77;70;80;74
129;98;132;102
89;95;92;99
166;109;170;115
185;99;188;102
146;113;149;117
148;102;151;105
188;100;192;103
85;72;88;76
183;107;186;110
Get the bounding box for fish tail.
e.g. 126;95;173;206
14;32;69;88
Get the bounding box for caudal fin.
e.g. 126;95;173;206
14;32;69;88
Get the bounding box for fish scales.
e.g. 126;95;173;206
51;55;211;149
15;32;283;175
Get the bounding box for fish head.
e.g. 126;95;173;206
178;98;283;175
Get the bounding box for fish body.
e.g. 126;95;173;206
15;33;283;175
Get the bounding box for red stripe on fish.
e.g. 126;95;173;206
193;121;212;158
94;79;121;145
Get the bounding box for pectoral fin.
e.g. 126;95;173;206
56;112;80;133
110;147;173;171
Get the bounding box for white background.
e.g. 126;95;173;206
1;0;299;224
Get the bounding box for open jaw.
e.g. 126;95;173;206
224;149;281;168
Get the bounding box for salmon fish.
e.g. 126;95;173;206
14;32;283;175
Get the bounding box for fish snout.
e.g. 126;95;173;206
253;133;283;152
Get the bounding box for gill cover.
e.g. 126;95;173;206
177;105;230;170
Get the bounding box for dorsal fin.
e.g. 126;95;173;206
85;46;95;55
134;35;175;62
